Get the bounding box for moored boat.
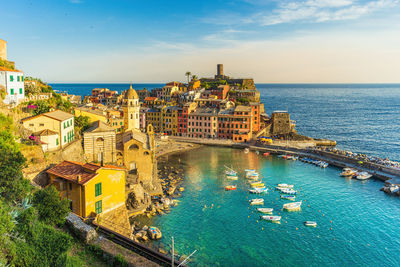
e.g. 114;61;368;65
226;175;238;180
304;221;317;227
280;195;296;201
249;188;268;194
283;201;302;211
257;208;273;213
249;198;264;205
225;185;237;191
244;148;250;154
340;168;356;177
281;188;297;195
260;215;281;222
356;171;372;180
225;170;237;176
277;183;293;188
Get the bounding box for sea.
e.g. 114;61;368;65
50;83;400;266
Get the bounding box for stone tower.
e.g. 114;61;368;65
123;84;140;132
0;39;7;60
217;64;223;76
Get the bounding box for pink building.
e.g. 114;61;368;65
187;108;218;139
139;107;149;130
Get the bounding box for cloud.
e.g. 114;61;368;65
258;0;399;25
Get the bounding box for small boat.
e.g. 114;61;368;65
249;198;264;205
257;208;273;213
244;169;256;173
277;183;293;188
304;221;317;227
226;175;238;180
340;168;356;177
250;182;264;187
253;184;266;188
260;215;281;222
281;188;297;195
244;148;250;154
356;172;372;180
225;185;237;191
283;201;302;211
263;152;270;156
225;170;237;176
281;195;296;201
178;187;184;192
249;188;268;194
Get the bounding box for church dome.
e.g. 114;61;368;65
125;84;139;99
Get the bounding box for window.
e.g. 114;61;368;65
39;123;44;127
19;88;22;94
64;136;66;143
17;76;20;82
56;138;59;145
29;123;34;127
69;183;72;190
10;88;14;95
95;183;102;197
64;122;66;129
10;75;13;82
95;200;102;214
22;76;24;82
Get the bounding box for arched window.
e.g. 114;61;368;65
143;151;150;156
128;144;139;150
131;114;133;119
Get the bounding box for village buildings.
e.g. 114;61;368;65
83;121;117;164
0;66;25;105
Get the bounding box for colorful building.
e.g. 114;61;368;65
177;102;197;137
47;161;126;218
162;106;179;135
232;105;252;142
74;107;108;123
188;108;218;139
250;102;261;133
21;110;75;149
211;85;229;100
0;66;25;105
145;108;162;133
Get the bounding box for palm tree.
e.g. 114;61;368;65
185;71;191;84
191;75;198;81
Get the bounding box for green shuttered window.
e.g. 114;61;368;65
95;200;102;214
95;183;102;197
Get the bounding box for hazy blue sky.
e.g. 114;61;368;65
2;0;400;83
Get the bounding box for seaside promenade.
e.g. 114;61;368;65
169;136;400;185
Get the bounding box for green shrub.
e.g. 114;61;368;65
32;185;70;226
113;253;128;267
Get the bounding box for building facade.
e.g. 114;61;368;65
47;161;126;218
84;121;117;164
0;66;25;105
122;85;140;131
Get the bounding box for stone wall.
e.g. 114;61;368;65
271;112;292;135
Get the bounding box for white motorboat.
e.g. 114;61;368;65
257;208;273;213
244;148;250;154
283;201;302;211
249;198;264;205
249;188;268;194
340;168;356;177
281;188;297;195
356;172;372;180
226;175;238;180
304;221;317;227
260;215;281;222
277;183;293;188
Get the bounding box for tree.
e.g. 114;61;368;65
74;115;91;136
191;74;198;81
0;128;30;201
32;185;70;226
185;71;191;84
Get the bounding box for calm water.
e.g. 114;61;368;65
50;83;400;161
50;83;400;265
151;147;400;266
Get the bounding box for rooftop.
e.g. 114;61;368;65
234;105;252;112
0;66;23;73
46;161;124;185
22;109;74;122
85;120;114;133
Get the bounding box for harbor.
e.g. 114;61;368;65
138;146;400;266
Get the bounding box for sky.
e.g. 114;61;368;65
2;0;400;83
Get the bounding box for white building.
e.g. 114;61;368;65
21;110;75;150
0;66;25;105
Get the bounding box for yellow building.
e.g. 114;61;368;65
145;108;162;132
74;107;107;123
162;106;179;135
47;161;126;218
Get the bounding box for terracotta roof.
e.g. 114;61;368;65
46;161;99;185
0;66;23;73
234;105;252;112
145;97;157;101
47;161;125;185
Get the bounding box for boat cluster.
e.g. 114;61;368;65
340;167;372;180
223;166;317;227
278;154;298;161
300;157;329;168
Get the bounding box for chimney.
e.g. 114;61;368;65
77;175;82;183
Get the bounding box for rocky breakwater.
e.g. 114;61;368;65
380;182;400;196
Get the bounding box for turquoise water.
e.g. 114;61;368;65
150;147;400;266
